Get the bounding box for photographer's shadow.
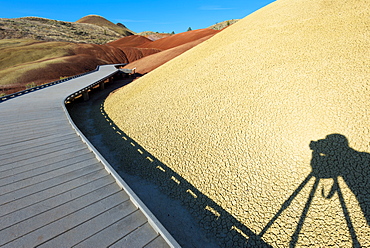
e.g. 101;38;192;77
255;133;370;247
310;134;370;225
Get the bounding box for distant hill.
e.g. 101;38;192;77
137;31;172;41
0;16;134;44
137;28;219;50
75;15;135;36
208;19;239;30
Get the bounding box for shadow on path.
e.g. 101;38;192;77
98;103;272;248
67;78;271;247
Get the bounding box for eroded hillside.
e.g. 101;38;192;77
0;39;159;95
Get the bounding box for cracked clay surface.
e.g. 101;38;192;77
104;0;370;246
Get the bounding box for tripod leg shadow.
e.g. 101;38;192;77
289;177;319;247
336;178;361;247
250;174;362;247
246;174;314;247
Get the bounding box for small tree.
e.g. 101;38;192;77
171;31;175;35
187;27;192;31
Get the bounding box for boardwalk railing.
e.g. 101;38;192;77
63;104;179;247
61;65;179;247
0;63;127;103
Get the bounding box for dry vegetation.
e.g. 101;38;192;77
208;19;239;30
0;16;133;44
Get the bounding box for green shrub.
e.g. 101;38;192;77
25;82;36;89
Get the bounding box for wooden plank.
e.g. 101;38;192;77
0;116;67;130
0;121;71;137
74;210;148;248
0;162;102;208
0;169;108;216
0;157;98;194
0;114;63;126
110;223;160;248
0;146;88;173
0;175;114;230
37;199;136;247
0;135;80;161
0;132;77;155
0;152;94;185
144;236;171;248
0;126;74;146
1;142;85;166
0;184;123;247
0;151;92;180
0;133;80;160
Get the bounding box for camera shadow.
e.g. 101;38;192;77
310;133;370;226
253;133;370;247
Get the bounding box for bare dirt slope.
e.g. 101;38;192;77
105;0;370;247
123;34;216;75
107;35;153;48
137;28;219;50
119;29;221;75
138;32;172;41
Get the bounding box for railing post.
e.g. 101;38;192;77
99;81;105;90
82;91;89;101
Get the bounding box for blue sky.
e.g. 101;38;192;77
0;0;275;34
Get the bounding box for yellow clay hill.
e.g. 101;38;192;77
105;0;370;246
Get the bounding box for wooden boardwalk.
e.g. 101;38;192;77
0;65;179;247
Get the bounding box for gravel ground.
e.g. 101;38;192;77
104;0;370;247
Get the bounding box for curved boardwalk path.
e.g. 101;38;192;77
0;65;179;247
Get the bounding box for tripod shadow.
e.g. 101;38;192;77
250;133;370;247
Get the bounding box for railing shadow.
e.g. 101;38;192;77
251;133;370;247
69;77;369;247
99;103;272;247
